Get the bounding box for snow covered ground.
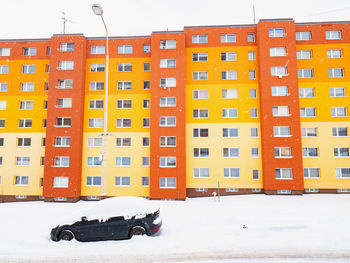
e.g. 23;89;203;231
0;194;350;263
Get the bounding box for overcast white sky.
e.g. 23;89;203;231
1;0;350;39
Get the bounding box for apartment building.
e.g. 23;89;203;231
0;18;349;202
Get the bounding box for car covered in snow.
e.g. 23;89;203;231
50;197;162;242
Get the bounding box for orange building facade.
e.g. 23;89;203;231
0;19;349;202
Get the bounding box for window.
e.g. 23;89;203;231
296;31;311;40
58;61;73;70
160;97;176;107
160;40;176;49
117;99;132;109
327;49;342;58
160;59;176;68
303;168;320;179
193;148;209;158
303;147;318;157
118;63;132;72
143;80;150;89
60;43;74;52
0;138;3;146
41;137;46;147
91;45;105;54
334;147;350;157
56;117;71;127
143;99;150;108
222;71;237;80
0;101;6;110
272;106;289;116
248;51;255;60
330;87;345;97
18;119;32;128
57;79;73;89
193;109;208;119
143;118;150;128
144;44;150;53
193;128;209;138
301;127;317;137
270;47;286;57
193;90;208;99
88;118;103;128
252;148;259;158
249;70;256;79
221;34;236;43
88;137;102;147
160;116;176;127
272;86;288;96
55;137;70;147
0;156;2;165
143;62;150;71
224;168;240;178
0;65;9;74
297;50;312;59
192;35;208;43
326;30;341;40
115;176;131;186
142;157;149;166
160;136;176;147
275;168;292;179
221;52;236;61
222;108;238;118
89;81;104;90
118;45;133;54
247;33;255;42
0;119;4;128
0;83;8;92
22;65;35;73
273;126;291;137
335;168;350;178
116;118;131;128
194;168;209;178
53;177;69;188
160;78;176;87
159;177;176;188
17;138;31;147
331;107;347;117
43;119;47;128
23;47;37;56
116;137;131;147
299;88;315;97
0;48;10;56
300;107;316;117
328;68;344;78
250;108;258;118
223;148;239;158
193;72;208;80
56;98;72;108
87;157;102;166
142;177;149;186
271;66;287;77
274;147;292;158
269;28;285;37
253;170;259;180
16;157;30;166
116;157;131;166
333;127;348;137
54;156;69;167
46;46;51;55
223;128;238;138
192;53;208;62
15;176;29;185
249;89;257;98
143;137;150;146
159;157;176;167
89;100;104;109
87;176;101;186
117;81;132;90
21;82;34;92
90;63;104;72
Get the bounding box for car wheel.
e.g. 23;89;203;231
129;226;146;238
58;230;74;241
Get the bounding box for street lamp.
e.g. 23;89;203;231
92;3;109;197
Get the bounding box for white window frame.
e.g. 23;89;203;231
331;107;347;117
193;109;209;119
335;168;350;178
223;128;238;138
90;63;105;72
192;34;208;44
221;70;237;80
301;127;317;137
116;157;131;167
332;127;348;137
0;65;9;74
118;63;132;72
273;126;291;137
160;116;176;127
55;117;71;127
192;53;208;62
21;82;34;92
89;100;104;109
271;66;287;77
248;51;255;61
16;156;30;166
56;98;72;108
18;119;32;128
193;148;209;158
326;30;341;40
0;83;8;92
296;31;311;40
269;28;285;37
87;156;102;166
88;118;103;128
60;42;74;52
55;137;70;147
88;137;103;147
327;49;342;58
299;88;315;98
15;176;29;185
330;87;345;97
116;118;131;128
275;168;292;179
274;147;292;158
300;107;316;117
221;52;237;61
297;50;312;59
160;136;176;147
224;168;240;178
272;86;288;96
0;48;10;56
115;176;130;187
160;40;176;49
160;59;176;68
223;148;239;158
54;156;70;167
194;168;210;178
0;101;7;110
17;138;31;147
117;99;132;109
159;157;176;168
117;81;132;90
23;47;37;56
159;177;176;188
58;61;73;71
222;89;237;99
334;147;350;158
160;77;176;87
302;147;319;158
222;108;238;118
91;45;105;54
57;79;73;89
53;177;69;188
87;176;102;186
193;128;209;138
270;47;286;57
193;90;208;99
328;68;344;78
221;34;236;43
160;97;176;107
118;45;133;54
193;71;208;80
272;106;290;117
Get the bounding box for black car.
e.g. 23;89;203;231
50;197;162;242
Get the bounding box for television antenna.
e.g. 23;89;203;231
60;11;73;34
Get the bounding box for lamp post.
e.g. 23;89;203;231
92;3;109;197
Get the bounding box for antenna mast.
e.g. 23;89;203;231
60;11;73;34
253;5;256;24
